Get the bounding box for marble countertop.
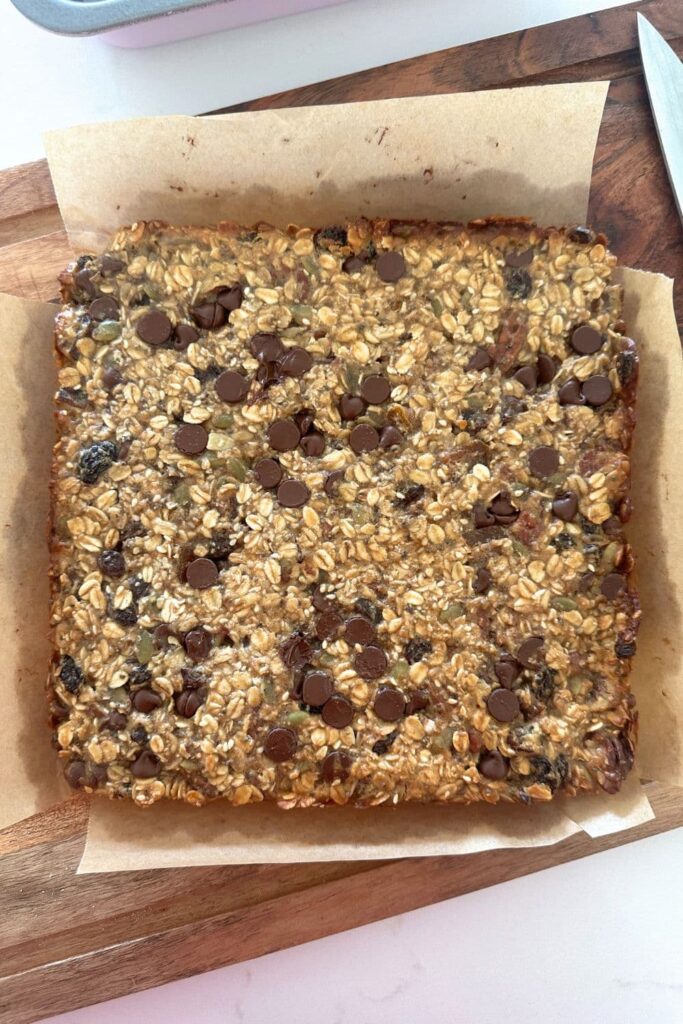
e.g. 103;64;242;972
2;1;681;1021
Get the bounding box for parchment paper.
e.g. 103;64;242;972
0;82;679;870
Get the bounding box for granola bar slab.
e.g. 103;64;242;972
49;219;639;807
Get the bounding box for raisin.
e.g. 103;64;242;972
207;530;234;560
616;639;637;658
551;533;575;551
130;726;148;744
57;387;88;408
98;549;125;577
555;754;570;784
59;655;84;694
372;729;399;755
194;362;223;385
128;664;152;686
530;754;562;792
129;576;151;600
579;515;599;535
568;226;594;244
505;268;532;299
617;351;638;386
111;604;138;627
530;667;556;702
404;639;433;664
121;519;145;541
500;396;527;424
315;226;348;247
394;484;425;508
181;666;205;687
461;408;488;433
354;598;382;625
77;440;117;484
364;242;377;262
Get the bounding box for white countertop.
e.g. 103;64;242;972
3;1;681;1021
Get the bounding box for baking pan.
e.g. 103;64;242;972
10;0;349;47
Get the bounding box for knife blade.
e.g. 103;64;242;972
637;14;683;228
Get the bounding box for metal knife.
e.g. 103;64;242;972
637;14;683;228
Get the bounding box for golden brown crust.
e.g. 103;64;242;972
49;218;638;807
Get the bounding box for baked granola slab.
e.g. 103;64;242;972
49;219;639;808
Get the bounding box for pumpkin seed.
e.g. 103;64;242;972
318;651;336;667
287;710;310;726
343;361;362;393
430;296;443;316
91;320;122;343
225;457;248;482
438;602;465;623
212;412;234;429
391;659;409;681
262;679;277;704
302;256;318;277
601;542;619;569
290;304;313;325
136;630;155;665
551;596;578;612
173;481;191;506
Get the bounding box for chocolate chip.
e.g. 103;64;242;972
488;492;520;525
465;347;493;371
185;558;218;590
558;378;585;405
63;760;88;789
529;445;560;478
373;685;406;722
280;632;312;668
473;567;492;594
571;325;604;354
322;693;355;728
100;254;124;276
552;491;578;522
174;423;208;455
342;255;365;274
132;688;163;713
320;749;352;781
74;265;97;297
582;375;613;407
486;688;520;722
300;431;326;457
604;515;623;537
277;479;310;508
474;501;496;528
268;418;301;452
251;332;284;363
494;655;521;689
173;323;199;351
302;670;335;707
153;624;173;649
349;423;379;453
478;750;509;780
294;407;316;434
601;573;625;600
376;251;406;282
280;346;313;377
516;636;545;668
354;645;388;680
316;609;343;640
339;394;367;421
136;310;173;346
505;268;532;298
264;726;297;763
191;301;225;331
379;424;404;448
256;360;283;389
324;469;345;496
78;440;117;484
184;626;212;661
101;710;128;731
506;247;534;268
216;284;243;312
513;364;538;391
254;458;282;489
131;750;161;779
215;370;249;403
405;689;430;715
89;296;119;322
98;548;125;578
537;354;557;384
102;365;123;391
345;615;375;646
404;638;432;664
360;374;391;404
175;688;206;718
59;655;84;694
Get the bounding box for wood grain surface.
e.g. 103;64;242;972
1;1;682;1021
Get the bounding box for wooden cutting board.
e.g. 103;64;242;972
1;1;682;1021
